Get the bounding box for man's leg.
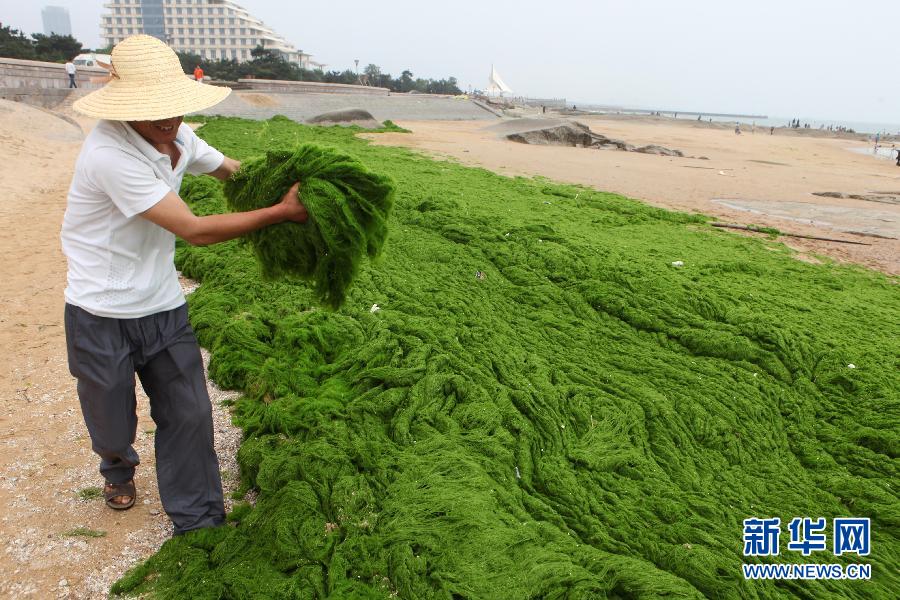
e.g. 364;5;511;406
137;306;224;534
64;304;140;492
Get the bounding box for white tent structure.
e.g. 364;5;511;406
487;65;513;97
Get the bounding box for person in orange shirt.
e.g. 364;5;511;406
193;64;204;82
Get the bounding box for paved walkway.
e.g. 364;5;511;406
198;91;499;122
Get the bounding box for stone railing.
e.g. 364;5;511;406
237;78;390;96
0;57;109;90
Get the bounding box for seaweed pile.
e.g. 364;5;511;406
224;145;394;309
114;116;898;599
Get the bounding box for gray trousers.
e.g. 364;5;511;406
64;303;224;534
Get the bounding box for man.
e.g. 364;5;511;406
65;59;77;88
63;34;306;535
194;64;204;82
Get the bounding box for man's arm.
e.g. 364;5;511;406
206;156;241;181
140;182;306;246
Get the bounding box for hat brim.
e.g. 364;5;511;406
73;76;231;121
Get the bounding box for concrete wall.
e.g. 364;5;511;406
238;78;390;96
200;91;498;122
520;97;567;109
0;87;81;109
0;57;108;90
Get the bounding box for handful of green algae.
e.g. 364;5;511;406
223;144;394;309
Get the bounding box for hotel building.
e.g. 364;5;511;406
99;0;320;68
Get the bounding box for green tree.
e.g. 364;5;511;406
0;25;36;60
31;33;82;62
170;48;462;94
243;45;301;80
175;50;205;74
322;69;357;85
399;69;414;92
363;63;381;80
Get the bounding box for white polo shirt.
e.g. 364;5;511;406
61;120;224;318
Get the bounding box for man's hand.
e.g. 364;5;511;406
278;182;308;223
207;156;241;181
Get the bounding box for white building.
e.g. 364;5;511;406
99;0;318;68
42;5;73;36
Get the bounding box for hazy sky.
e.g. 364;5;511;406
2;0;896;123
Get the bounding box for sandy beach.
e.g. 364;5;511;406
0;97;897;597
0;100;243;598
367;114;900;274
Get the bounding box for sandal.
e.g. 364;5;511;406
104;480;136;510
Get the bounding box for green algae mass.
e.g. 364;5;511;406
223;145;394;309
114;117;899;599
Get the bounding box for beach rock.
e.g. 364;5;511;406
590;134;631;150
491;117;686;157
634;145;684;157
306;108;382;129
506;122;595;147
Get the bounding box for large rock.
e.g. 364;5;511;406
488;117;685;156
306;108;382;129
589;132;631;150
506;122;595;147
633;144;684;157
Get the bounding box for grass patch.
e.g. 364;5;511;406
77;486;102;501
379;119;411;133
113;116;899;599
63;527;106;538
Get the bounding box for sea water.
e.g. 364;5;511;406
579;105;900;135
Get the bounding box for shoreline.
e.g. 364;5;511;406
366;113;899;274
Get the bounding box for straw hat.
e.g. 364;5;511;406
73;35;231;121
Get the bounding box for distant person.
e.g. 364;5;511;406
698;115;702;121
894;147;900;166
735;123;741;135
770;126;775;135
193;64;204;82
65;60;77;88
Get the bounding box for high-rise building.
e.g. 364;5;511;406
99;0;318;68
42;5;73;36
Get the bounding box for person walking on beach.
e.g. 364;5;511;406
193;64;204;82
65;59;77;88
63;35;307;535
